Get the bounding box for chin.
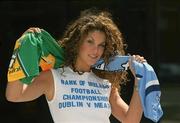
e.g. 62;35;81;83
86;61;95;66
86;59;99;66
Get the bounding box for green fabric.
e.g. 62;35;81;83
17;30;64;84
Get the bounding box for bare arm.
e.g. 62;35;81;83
110;55;145;123
6;27;54;102
6;70;54;102
110;80;143;123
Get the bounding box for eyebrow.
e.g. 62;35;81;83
89;36;106;45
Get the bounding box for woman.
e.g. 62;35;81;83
6;9;144;123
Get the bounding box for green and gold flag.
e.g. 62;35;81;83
8;30;65;84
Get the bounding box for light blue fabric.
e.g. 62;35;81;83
132;60;163;122
93;55;130;72
93;55;163;122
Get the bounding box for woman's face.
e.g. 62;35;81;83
76;30;106;71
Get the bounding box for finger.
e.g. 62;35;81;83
128;56;136;75
35;28;41;33
135;55;142;61
141;59;147;63
138;56;144;63
28;27;41;33
133;55;140;62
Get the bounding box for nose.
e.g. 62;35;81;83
92;45;99;55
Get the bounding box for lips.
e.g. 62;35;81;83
88;55;98;59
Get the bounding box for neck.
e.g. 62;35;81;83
73;64;91;73
73;60;91;73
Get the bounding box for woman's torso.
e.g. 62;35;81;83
47;67;112;123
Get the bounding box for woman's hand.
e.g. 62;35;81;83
131;55;146;63
23;27;42;35
129;54;146;72
129;55;147;84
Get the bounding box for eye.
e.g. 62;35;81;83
99;43;106;48
87;39;94;44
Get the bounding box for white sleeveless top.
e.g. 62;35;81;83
47;67;112;123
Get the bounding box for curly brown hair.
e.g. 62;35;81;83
59;9;128;90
